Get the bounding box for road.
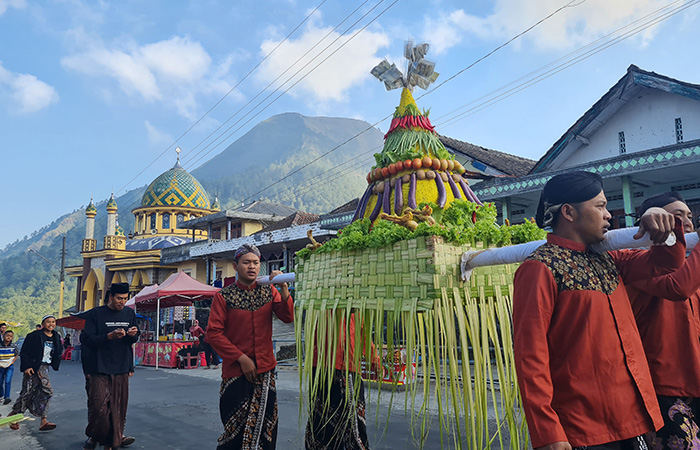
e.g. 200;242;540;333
0;361;456;449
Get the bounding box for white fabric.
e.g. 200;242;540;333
460;228;683;281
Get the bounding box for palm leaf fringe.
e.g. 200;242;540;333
296;236;529;450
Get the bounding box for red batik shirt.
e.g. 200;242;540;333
627;242;700;398
207;280;294;378
514;230;685;448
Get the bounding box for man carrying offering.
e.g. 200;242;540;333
514;171;685;450
207;244;294;450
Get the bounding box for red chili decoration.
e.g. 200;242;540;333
471;211;477;224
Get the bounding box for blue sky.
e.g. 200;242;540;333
1;0;699;249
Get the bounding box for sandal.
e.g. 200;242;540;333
39;422;56;431
83;438;97;450
121;436;136;446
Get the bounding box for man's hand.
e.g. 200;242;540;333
126;326;138;337
536;441;572;450
129;372;134;378
108;328;126;340
238;354;257;383
634;206;676;244
25;367;35;376
269;270;290;301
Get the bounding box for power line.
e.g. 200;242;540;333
90;0;394;239
180;0;374;168
112;0;330;199
182;0;399;171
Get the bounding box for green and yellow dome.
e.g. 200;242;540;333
140;161;212;210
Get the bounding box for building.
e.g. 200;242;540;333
472;65;700;227
68;158;224;310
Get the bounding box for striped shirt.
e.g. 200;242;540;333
0;342;18;368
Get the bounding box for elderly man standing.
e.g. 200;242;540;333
207;244;294;450
513;171;686;450
81;283;139;450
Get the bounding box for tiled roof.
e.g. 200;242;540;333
327;198;359;215
255;212;320;233
234;201;299;217
439;135;536;177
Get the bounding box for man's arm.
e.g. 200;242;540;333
613;219;686;284
270;286;294;323
631;239;700;301
205;292;243;362
80;310;109;349
513;260;569;449
124;311;140;344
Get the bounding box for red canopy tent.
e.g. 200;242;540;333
126;284;159;309
55;314;87;330
133;271;220;369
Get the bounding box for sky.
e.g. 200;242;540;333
1;0;699;249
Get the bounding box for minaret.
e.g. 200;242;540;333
106;192;117;236
104;193;126;250
211;194;221;212
82;197;97;252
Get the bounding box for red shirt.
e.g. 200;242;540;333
514;231;685;448
627;243;700;397
206;281;294;378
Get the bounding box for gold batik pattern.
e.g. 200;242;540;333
527;243;619;294
220;284;274;311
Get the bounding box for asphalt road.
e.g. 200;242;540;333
0;361;455;449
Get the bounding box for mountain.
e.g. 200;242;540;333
0;113;383;335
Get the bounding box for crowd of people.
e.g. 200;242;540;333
3;172;700;450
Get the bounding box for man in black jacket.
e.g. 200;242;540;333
81;283;139;450
9;314;62;431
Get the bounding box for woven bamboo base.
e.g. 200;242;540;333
296;236;518;311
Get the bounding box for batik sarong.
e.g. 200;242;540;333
10;363;52;418
574;435;649;450
645;396;700;450
218;370;278;450
85;373;130;449
304;369;369;450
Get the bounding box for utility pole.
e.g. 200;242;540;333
28;235;66;318
59;235;66;318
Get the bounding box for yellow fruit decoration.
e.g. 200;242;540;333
353;85;482;223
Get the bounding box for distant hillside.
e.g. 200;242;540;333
0;113;383;335
193;113;382;212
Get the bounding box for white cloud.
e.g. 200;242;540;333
257;23;390;104
62;34;238;118
0;62;59;113
145;120;173;147
423;0;670;54
0;0;26;16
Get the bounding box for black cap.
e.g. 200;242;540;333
109;283;130;295
535;171;603;228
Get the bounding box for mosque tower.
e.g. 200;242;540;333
82;198;97;252
104;193;126;250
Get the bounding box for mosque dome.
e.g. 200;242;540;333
140;161;212;210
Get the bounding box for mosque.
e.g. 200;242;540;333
67;156;220;311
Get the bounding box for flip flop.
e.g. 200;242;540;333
39;422;56;431
121;436;136;446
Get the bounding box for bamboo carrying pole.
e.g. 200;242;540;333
460;227;691;280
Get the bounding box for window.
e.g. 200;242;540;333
618;131;626;154
150;213;156;229
231;223;242;239
162;213;170;229
176;214;185;227
676;117;683;143
211;227;221;240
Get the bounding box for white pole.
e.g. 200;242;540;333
461;227;687;280
155;298;160;371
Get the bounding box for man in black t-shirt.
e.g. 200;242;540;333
80;283;140;450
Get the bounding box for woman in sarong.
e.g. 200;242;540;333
9;314;63;430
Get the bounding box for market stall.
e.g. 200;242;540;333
133;271;219;369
